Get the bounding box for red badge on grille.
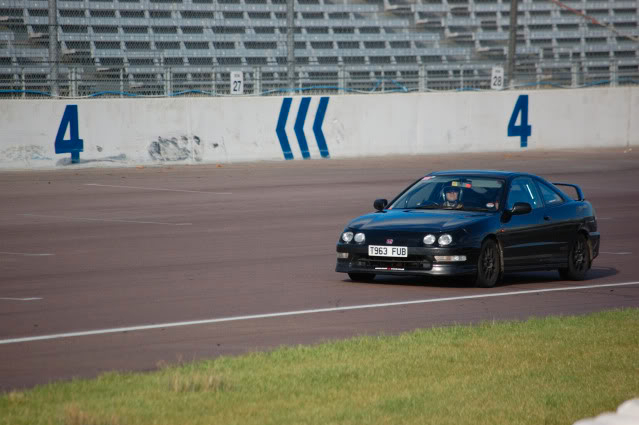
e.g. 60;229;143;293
386;239;393;244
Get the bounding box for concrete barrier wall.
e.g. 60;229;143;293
1;87;637;169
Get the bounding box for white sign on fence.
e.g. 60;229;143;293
491;66;504;90
230;71;244;95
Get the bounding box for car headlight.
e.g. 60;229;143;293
354;232;365;243
341;231;354;243
423;234;436;245
438;234;453;246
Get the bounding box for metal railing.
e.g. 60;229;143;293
1;59;637;99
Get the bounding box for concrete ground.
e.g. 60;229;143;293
1;148;638;391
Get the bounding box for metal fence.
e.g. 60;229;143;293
1;59;638;99
1;0;638;99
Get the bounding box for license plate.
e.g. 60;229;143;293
368;245;408;257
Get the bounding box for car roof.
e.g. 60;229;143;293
428;170;538;179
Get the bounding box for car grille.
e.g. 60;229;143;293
363;232;423;247
351;254;432;271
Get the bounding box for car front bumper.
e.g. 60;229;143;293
335;244;480;276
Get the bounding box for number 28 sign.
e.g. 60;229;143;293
230;71;243;95
491;66;504;90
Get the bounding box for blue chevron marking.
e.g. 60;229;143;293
294;97;311;159
276;98;294;160
313;97;330;158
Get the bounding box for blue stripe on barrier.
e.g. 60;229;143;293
294;97;311;159
276;97;294;160
313;97;330;159
275;97;331;160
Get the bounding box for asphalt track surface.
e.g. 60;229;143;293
1;149;638;391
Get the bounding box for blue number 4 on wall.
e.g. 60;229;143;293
55;105;84;163
508;95;532;148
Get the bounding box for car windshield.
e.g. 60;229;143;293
388;176;505;212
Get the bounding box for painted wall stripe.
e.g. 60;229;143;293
275;97;331;160
85;183;232;195
294;97;312;159
0;297;42;301
275;97;294;160
0;252;54;257
1;281;638;345
21;213;191;226
313;97;330;158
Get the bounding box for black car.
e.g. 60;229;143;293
336;170;600;287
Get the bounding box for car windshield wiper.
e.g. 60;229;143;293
412;202;441;209
462;207;493;212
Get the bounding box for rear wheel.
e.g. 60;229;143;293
559;234;590;281
348;272;375;282
475;239;501;288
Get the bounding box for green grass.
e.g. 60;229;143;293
2;309;638;425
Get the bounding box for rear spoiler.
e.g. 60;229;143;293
552;182;584;201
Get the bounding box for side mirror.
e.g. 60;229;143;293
511;202;532;215
373;198;388;211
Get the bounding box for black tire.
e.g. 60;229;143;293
348;272;375;282
475;239;501;288
559;234;590;281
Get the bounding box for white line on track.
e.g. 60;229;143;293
21;214;192;226
0;252;54;257
0;297;42;301
1;281;638;346
600;251;632;255
85;183;232;195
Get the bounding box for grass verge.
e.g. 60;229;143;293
1;309;638;425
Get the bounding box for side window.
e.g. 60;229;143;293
537;181;564;206
506;177;542;210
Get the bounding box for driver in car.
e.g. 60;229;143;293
442;185;463;209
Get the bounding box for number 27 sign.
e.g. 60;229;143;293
230;71;243;95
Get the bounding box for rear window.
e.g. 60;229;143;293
537;181;565;205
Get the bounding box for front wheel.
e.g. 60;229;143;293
559;234;590;281
348;272;375;282
475;239;501;288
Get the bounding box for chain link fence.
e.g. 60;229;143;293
0;0;637;99
1;60;637;99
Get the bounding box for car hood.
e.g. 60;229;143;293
347;209;493;232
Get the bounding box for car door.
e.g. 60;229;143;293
534;179;576;263
499;177;553;268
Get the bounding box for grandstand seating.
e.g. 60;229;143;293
0;0;637;96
